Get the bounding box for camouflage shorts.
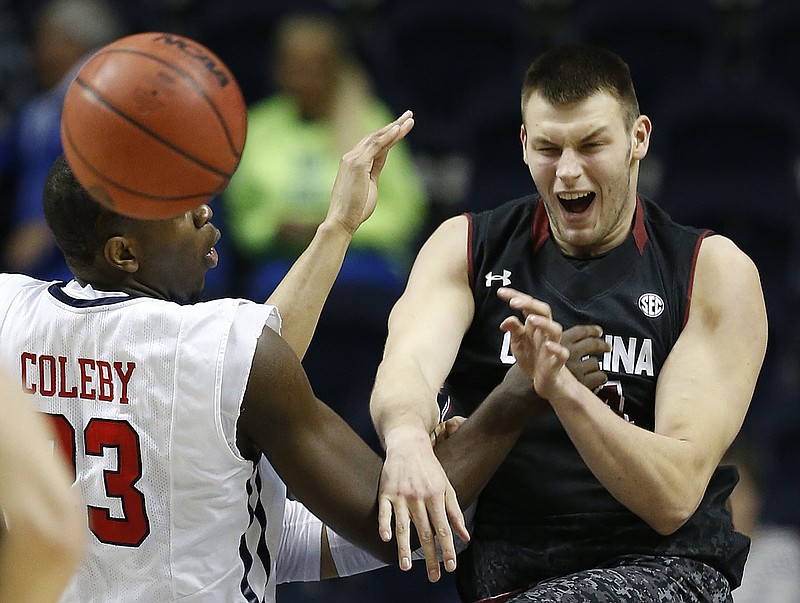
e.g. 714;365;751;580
504;555;731;603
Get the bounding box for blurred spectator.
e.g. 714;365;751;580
222;10;427;448
224;10;426;283
0;0;125;280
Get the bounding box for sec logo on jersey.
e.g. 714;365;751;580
638;293;664;318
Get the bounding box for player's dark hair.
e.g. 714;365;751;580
43;154;133;270
522;44;640;131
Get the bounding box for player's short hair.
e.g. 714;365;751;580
43;154;133;270
521;44;640;131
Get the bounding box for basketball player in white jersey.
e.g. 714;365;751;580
0;112;611;602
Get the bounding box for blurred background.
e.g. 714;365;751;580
1;0;797;601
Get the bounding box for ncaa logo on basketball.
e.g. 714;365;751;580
638;293;664;318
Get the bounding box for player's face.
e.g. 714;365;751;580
521;91;651;257
128;203;220;303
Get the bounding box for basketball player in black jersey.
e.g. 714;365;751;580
370;45;767;601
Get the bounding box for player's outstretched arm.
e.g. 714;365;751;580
369;215;475;580
370;219;612;581
266;111;415;359
239;321;545;580
242;297;611;581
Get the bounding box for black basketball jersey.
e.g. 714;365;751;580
447;194;749;597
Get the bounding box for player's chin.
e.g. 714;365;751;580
185;282;206;304
181;269;210;304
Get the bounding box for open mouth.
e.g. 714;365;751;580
557;192;595;213
204;246;219;268
205;227;221;267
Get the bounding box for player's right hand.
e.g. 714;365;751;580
377;424;467;583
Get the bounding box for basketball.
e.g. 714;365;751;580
60;32;247;219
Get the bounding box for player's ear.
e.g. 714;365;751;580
631;115;651;161
521;124;529;165
104;236;139;273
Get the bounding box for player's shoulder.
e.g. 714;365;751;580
0;272;43;286
0;272;49;300
698;233;758;275
175;296;264;323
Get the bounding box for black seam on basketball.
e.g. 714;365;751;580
93;47;242;159
73;75;234;180
63;119;225;202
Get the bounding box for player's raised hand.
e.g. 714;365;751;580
326;110;415;235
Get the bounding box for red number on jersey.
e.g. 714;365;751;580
46;414;150;546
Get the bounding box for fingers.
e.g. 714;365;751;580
498;289;608;396
499;314;524;337
561;324;609;391
431;416;466;445
369;112;414;175
500;305;564;360
442;416;466;439
379;493;463;581
411;501;441;581
564;350;605;385
562;325;609;355
377;436;463;580
392;503;414;572
351;110;415;160
445;484;469;544
335;111;414;189
526;312;563;344
497;287;552;321
433;487;463;577
580;369;609;392
409;484;464;581
560;324;602;345
378;496;394;542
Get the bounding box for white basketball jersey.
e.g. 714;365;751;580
0;274;288;602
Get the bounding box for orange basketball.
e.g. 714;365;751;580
60;32;247;219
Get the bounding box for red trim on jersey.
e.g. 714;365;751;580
532;199;550;253
465;212;475;289
632;196;648;254
684;229;711;327
473;588;525;603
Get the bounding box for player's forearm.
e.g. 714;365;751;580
370;364;442;449
272;422;397;565
548;381;710;535
265;220;353;359
435;365;545;508
0;392;84;601
0;515;83;602
376;404;440;452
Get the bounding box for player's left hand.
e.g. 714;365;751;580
325;111;414;235
497;287;574;400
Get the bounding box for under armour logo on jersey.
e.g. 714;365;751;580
485;270;511;287
638;293;664;318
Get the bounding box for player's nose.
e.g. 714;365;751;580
192;203;213;227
